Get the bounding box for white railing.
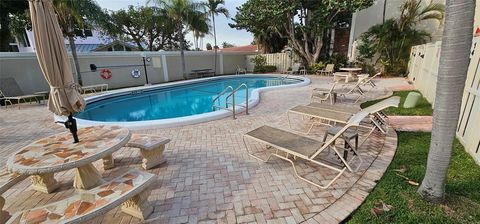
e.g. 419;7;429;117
212;83;249;119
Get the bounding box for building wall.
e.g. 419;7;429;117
349;0;445;56
0;51;251;94
333;28;351;56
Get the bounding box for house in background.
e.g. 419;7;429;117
219;45;258;53
9;29;139;53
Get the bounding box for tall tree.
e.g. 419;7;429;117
231;0;373;66
149;0;208;79
207;0;229;74
52;0;107;85
190;11;210;50
417;0;475;203
0;0;28;51
102;5;180;51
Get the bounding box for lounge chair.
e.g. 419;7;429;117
288;96;400;136
236;65;247;75
243;110;370;189
335;79;367;103
286;63;306;76
0;78;45;108
360;72;381;88
307;102;360;114
318;64;335;76
310;83;337;104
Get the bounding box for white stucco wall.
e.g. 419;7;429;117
349;0;446;56
0;51;251;94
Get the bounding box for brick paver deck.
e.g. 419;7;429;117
0;76;408;223
388;116;433;132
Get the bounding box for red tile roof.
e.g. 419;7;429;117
219;45;258;52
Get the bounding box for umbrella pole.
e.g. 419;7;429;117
57;114;79;143
67;114;79;143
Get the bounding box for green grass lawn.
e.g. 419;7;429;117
347;132;480;223
361;91;433;116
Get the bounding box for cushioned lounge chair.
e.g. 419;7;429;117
243;111;370;189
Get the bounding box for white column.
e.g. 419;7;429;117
347;12;358;58
219;53;224;75
161;55;169;82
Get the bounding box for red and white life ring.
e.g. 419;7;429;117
100;68;112;80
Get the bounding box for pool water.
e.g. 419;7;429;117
75;76;302;122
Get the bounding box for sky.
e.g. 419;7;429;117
95;0;254;49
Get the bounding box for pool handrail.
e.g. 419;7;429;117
212;85;234;110
226;83;249;118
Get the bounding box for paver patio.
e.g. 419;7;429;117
0;76;408;223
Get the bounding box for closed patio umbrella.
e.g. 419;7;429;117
29;0;85;142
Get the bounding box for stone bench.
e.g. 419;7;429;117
7;168;154;223
103;134;170;170
0;169;28;223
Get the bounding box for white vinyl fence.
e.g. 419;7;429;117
246;53;302;73
0;51;250;94
408;38;480;164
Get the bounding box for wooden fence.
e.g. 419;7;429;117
408;38;480;164
246;53;302;73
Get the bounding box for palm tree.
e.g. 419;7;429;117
53;0;106;86
149;0;208;79
207;0;229;75
417;0;475;203
190;12;210;50
359;0;444;74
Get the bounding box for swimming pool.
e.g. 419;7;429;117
72;74;310;129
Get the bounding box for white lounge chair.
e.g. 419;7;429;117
287;63;306;76
318;64;335;76
0;78;45;108
360;72;381;88
236;65;247;75
310;83;337;104
288;96;400;136
243;110;370;189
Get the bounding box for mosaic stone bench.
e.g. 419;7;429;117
103;134;170;170
0;169;27;223
7;168;155;224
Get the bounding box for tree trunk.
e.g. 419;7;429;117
179;26;187;80
0;13;11;52
213;13;217;76
417;0;475;203
68;35;83;86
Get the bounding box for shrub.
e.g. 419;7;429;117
308;62;325;74
326;54;348;71
250;55;267;71
263;65;277;73
254;65;277;73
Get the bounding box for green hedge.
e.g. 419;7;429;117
254;65;277;73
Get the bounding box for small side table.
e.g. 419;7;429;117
323;126;359;160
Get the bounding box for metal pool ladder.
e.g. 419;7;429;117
212;83;249;119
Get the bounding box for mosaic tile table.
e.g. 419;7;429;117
7;126;131;192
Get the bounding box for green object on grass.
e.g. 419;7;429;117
403;92;422;108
